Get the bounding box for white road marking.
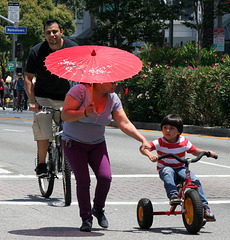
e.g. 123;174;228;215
2;128;25;132
200;160;230;169
0;174;230;179
0;168;11;174
0;200;229;206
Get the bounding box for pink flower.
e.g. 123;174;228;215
188;66;193;70
141;74;148;78
214;84;220;90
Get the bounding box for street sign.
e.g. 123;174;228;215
8;2;19;23
7;61;20;72
213;29;225;52
5;26;27;34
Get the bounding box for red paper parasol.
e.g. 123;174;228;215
44;45;142;83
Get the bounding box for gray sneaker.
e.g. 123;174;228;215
80;220;92;232
92;208;108;228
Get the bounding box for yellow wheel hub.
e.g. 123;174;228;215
184;198;194;225
138;206;143;222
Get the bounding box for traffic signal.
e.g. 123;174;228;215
15;41;23;59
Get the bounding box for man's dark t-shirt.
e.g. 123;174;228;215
25;38;77;100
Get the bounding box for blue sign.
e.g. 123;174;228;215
5;26;27;34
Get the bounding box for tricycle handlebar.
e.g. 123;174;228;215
158;151;218;164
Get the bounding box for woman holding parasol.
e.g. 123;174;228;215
45;45;151;232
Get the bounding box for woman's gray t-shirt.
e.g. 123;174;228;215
62;84;122;144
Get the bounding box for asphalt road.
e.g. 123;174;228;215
0;108;230;240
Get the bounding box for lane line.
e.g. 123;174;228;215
0;174;230;179
0;168;11;174
2;128;25;133
200;160;230;169
1;116;229;140
0;200;229;206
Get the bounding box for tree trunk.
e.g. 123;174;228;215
202;0;214;50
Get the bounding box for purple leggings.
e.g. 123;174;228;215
63;139;112;222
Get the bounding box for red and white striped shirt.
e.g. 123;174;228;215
150;135;196;172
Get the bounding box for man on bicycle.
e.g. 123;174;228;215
24;19;77;177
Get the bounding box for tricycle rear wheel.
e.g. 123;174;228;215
137;198;153;229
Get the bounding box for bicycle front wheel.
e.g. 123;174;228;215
61;148;71;206
37;144;55;198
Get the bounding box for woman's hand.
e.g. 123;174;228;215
139;139;151;152
85;102;94;117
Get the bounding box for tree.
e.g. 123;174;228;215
85;0;184;51
52;0;86;19
0;0;75;70
183;0;230;55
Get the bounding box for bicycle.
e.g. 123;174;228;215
17;90;26;112
35;106;72;206
137;151;218;234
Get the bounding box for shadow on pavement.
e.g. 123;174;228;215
8;227;104;237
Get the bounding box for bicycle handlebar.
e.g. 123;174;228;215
38;105;63;112
158;151;218;164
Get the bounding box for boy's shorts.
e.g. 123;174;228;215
33;97;64;141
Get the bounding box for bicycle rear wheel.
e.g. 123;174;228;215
37;144;55;198
60;143;71;206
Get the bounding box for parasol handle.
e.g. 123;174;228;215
91;83;93;101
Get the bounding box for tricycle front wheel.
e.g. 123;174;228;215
182;189;204;234
137;198;153;229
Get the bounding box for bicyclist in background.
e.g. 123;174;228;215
140;114;216;222
16;73;28;111
24;19;77;177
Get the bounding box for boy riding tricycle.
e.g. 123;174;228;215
138;114;217;234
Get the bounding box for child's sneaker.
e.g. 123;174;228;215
204;206;216;222
169;194;182;206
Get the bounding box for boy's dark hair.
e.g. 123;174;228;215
161;114;183;134
44;19;63;31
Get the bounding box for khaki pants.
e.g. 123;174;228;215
32;97;64;141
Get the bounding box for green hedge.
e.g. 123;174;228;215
120;43;230;127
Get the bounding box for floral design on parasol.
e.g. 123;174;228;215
44;45;143;83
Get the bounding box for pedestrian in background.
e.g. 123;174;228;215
11;76;18;111
0;71;5;110
24;19;78;177
4;82;11;108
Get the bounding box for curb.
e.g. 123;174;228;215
109;121;230;138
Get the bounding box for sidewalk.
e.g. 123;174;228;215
110;120;230;138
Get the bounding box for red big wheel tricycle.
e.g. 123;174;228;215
137;152;218;234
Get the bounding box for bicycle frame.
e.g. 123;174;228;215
36;105;72;205
40;107;63;176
